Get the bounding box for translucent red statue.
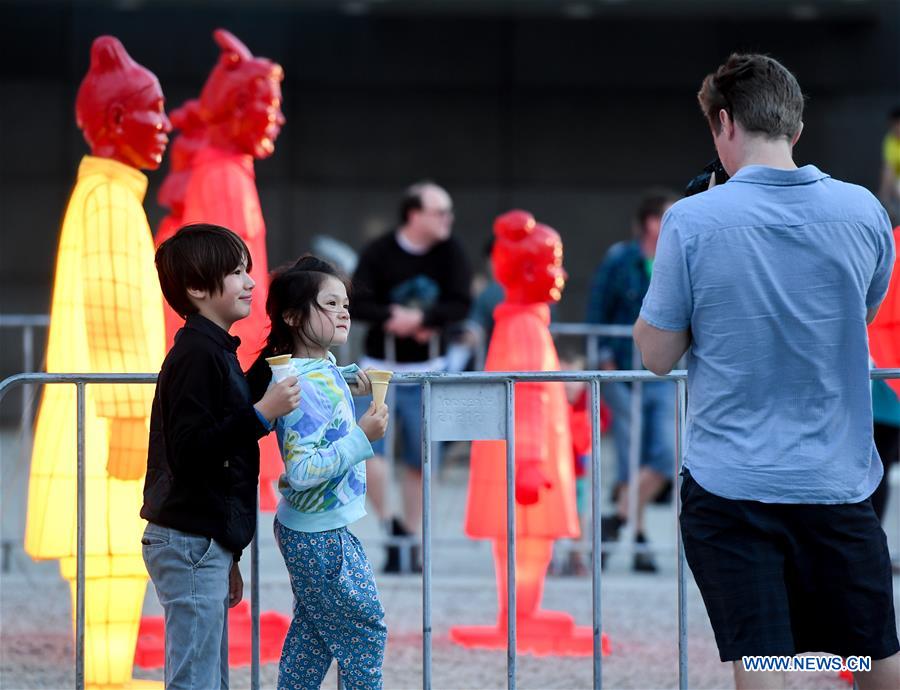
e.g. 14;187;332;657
181;28;286;508
451;210;610;656
155;98;207;350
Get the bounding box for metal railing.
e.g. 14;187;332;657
0;317;653;580
374;325;654;571
0;315;50;572
3;368;898;690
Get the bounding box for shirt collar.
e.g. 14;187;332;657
728;164;830;187
184;314;241;352
78;155;148;200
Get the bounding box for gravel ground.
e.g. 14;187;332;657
2;434;899;690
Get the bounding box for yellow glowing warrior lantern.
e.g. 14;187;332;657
25;36;169;689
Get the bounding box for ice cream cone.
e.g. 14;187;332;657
265;354;292;367
266;354;293;383
367;369;393;408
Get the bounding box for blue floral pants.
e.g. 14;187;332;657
274;520;387;690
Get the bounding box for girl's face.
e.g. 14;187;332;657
293;275;350;356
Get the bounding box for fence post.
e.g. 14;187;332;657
421;380;433;690
251;513;260;690
590;378;603;690
75;382;86;690
625;343;643;565
675;378;688;690
505;379;517;690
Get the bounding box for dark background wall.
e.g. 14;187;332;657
1;0;898;398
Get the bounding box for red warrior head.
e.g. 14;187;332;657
200;29;285;159
75;36;171;170
492;209;567;305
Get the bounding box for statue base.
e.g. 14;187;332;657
450;609;611;657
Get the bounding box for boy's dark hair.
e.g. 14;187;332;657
155;223;252;318
247;254;350;401
636;190;679;233
398;180;435;225
698;53;804;140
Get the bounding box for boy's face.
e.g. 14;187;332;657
188;260;255;331
308;276;351;347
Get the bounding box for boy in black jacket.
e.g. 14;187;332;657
141;223;299;689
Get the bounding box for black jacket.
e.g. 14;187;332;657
141;314;268;558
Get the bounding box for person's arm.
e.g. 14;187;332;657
421;240;473;328
351;243;392;324
279;383;373;492
633;319;691;376
636;210;693;376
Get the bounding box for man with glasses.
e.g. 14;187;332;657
353;181;472;572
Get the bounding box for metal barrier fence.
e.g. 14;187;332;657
0;315;50;571
2;368;898;690
0;316;49;431
376;325;655;571
0;317;650;569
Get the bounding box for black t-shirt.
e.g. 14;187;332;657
352;231;472;362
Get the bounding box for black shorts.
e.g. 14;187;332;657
679;470;899;662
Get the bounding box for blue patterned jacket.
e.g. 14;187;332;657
274;353;373;532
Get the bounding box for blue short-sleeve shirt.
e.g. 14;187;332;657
640;164;895;503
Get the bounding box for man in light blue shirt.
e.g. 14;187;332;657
634;53;898;690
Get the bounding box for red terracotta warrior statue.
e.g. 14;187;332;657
182;29;286;508
155;98;206;350
451;210;609;656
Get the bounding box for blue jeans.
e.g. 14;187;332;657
142;523;232;689
602;381;676;484
275;520;387;689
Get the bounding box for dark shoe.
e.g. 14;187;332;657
600;515;623;543
383;517;421;574
410;543;423;574
382;517;406;574
633;532;658;573
383;543;402;573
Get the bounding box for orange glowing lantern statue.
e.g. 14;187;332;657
181;28;285;509
450;211;610;656
26;36;170;689
155;98;207;351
